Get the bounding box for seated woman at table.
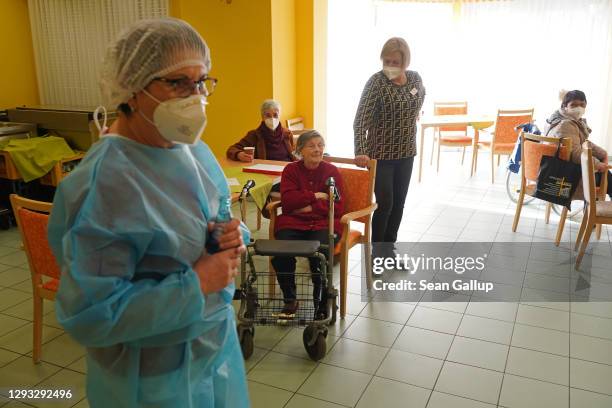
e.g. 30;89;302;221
545;89;611;198
271;130;344;319
226;99;296;163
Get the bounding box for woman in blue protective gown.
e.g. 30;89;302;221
47;18;250;408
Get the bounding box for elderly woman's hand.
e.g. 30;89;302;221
237;152;254;162
314;192;329;200
355;155;370;168
293;205;312;214
194;245;245;294
207;218;244;250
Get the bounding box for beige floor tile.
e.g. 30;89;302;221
344;293;368;316
570;358;612;395
298;363;371;407
322;337;387;374
447;337;508;372
25;333;85;367
0;356;60;391
511;323;569;356
570;333;612;366
407;306;462;335
499;374;569;408
465;301;518;322
248;381;292;408
247;351;316;392
392;326;453;359
2;401;33;407
376;349;442;389
35;368;86;408
71;399;90;408
252;325;291;350
9;280;32;295
2;299;54;322
66;356;87;375
516;304;569;332
570;388;612;408
570;312;612;341
0;289;31;312
0;323;63;355
273;328;338;361
0;314;29;337
427;391;496;408
327;313;357;337
434;361;503;405
0;348;21;368
286;394;345;408
457;314;513;345
0;252;28;268
0;268;30;287
42;311;62;330
571;301;612;319
505;347;569;386
343;316;402;347
358;302;414;325
356;376;429;408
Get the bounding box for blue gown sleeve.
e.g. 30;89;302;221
50;155;207;349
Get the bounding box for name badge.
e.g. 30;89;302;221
410;87;418;96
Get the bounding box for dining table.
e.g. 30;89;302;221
417;114;495;182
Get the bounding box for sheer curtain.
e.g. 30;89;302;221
327;0;612;156
28;0;169;108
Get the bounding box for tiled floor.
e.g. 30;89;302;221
0;151;611;407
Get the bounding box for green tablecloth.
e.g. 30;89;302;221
222;166;277;209
0;136;75;182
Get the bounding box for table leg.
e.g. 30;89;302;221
471;129;479;177
418;125;426;182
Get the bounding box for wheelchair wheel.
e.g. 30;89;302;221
237;324;254;360
303;325;326;361
506;171;535;204
551;202;583;220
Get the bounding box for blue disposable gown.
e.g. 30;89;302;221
48;135;250;408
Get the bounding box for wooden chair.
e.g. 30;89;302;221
431;102;471;172
267;156;377;318
575;142;612;269
511;133;571;245
472;108;534;183
9;194;58;364
287;117;310;144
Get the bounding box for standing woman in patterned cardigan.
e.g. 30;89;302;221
353;37;425;250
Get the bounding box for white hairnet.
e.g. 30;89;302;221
100;17;211;108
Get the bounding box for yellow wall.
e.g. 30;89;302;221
271;0;297;123
295;0;314;129
0;0;39;109
171;0;274;156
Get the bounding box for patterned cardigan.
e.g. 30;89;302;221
353;70;425;160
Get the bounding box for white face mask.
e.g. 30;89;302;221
564;106;585;120
93;106;109;136
264;117;280;130
141;90;208;144
383;66;403;80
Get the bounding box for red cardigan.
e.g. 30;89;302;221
275;160;345;237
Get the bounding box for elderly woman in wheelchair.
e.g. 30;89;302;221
270;130;345;319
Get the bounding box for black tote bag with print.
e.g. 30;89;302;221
534;140;581;209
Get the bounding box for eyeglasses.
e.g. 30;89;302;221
152;76;218;97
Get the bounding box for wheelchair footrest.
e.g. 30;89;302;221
254;239;320;257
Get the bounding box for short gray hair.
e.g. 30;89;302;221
380;37;411;69
295;130;324;155
260;99;281;116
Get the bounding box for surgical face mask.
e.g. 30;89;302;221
564;106;585;120
93;106;109;136
383;66;403;80
141;90;207;144
264;117;280;130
